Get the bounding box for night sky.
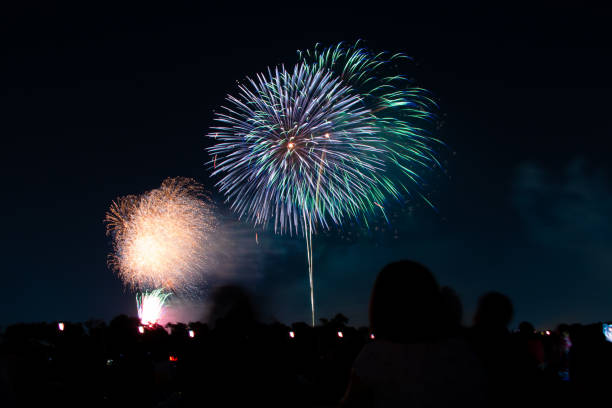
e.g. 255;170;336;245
2;3;611;329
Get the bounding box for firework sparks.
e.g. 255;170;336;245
137;289;171;326
208;43;441;325
209;63;384;235
105;177;216;293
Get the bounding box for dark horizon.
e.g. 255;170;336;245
2;3;611;330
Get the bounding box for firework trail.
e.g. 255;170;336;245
137;289;172;326
105;177;216;294
208;42;441;325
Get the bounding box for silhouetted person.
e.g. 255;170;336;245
567;323;612;405
553;323;572;381
208;285;257;332
469;292;538;407
473;292;513;331
517;321;545;369
342;260;485;407
440;285;464;337
182;284;297;407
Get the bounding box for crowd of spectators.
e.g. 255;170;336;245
1;261;611;407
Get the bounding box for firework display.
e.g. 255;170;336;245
210;43;439;233
208;42;441;325
105;177;216;294
137;289;172;326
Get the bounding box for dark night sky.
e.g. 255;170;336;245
2;3;611;329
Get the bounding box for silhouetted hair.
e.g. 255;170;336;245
208;285;256;329
440;286;463;330
369;260;441;343
474;291;513;329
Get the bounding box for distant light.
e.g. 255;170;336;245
188;330;195;338
545;330;551;336
324;133;330;138
337;331;343;338
169;355;178;362
138;326;145;334
370;334;375;339
58;322;65;331
288;142;295;150
106;359;113;366
289;331;295;338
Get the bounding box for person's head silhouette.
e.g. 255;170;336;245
208;285;256;330
440;285;463;331
473;291;513;330
369;260;442;343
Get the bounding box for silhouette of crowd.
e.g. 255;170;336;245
1;260;611;407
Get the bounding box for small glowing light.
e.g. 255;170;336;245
337;331;343;338
138;326;145;334
169;355;178;362
188;330;195;338
545;330;551;336
324;133;330;138
370;333;375;339
106;359;114;366
288;142;295;149
58;322;65;331
289;331;295;338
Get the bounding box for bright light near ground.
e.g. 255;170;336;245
370;333;375;339
188;330;195;338
337;331;343;338
58;322;65;331
138;290;169;326
289;331;295;338
138;326;145;334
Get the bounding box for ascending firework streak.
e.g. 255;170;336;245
208;42;441;325
137;289;172;326
105;178;216;316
